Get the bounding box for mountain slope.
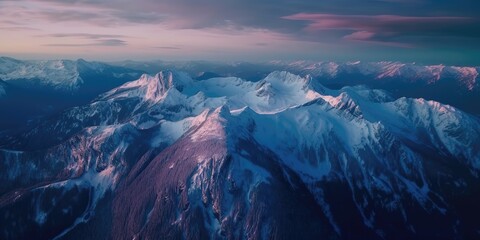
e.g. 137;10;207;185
0;80;7;97
1;70;479;239
0;57;142;91
0;57;144;130
113;60;480;115
268;61;479;90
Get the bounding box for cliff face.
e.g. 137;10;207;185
1;70;480;239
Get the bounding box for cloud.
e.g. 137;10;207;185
112;11;166;24
35;9;104;22
42;33;127;39
343;31;376;41
154;46;181;50
5;0;480;41
283;13;472;32
45;39;127;47
38;33;128;47
282;13;480;47
2;0;480;63
0;19;38;31
0;20;24;25
0;26;39;31
92;39;127;46
0;1;164;27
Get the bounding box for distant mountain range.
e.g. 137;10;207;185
112;59;479;91
0;57;144;129
111;59;480;115
1;60;479;239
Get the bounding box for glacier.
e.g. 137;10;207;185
0;65;480;239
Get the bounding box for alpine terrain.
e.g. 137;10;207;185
1;59;479;239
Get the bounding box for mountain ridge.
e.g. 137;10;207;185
1;69;479;239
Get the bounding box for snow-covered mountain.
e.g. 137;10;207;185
0;57;144;130
269;60;479;90
0;57;142;91
1;69;479;239
0;80;7;97
113;60;480;115
0;57;83;91
113;59;479;92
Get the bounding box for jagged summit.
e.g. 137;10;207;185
264;70;311;84
1;66;480;239
101;72;172;102
268;60;479;91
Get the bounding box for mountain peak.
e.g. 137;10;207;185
265;71;310;84
99;70;193;104
188;105;231;143
2;61;480;239
101;72;171;102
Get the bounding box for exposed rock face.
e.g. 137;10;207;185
1;70;479;239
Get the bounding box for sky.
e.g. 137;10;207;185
0;0;479;65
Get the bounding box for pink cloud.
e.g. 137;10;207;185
283;13;470;31
282;13;474;47
341;30;413;48
343;31;376;41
